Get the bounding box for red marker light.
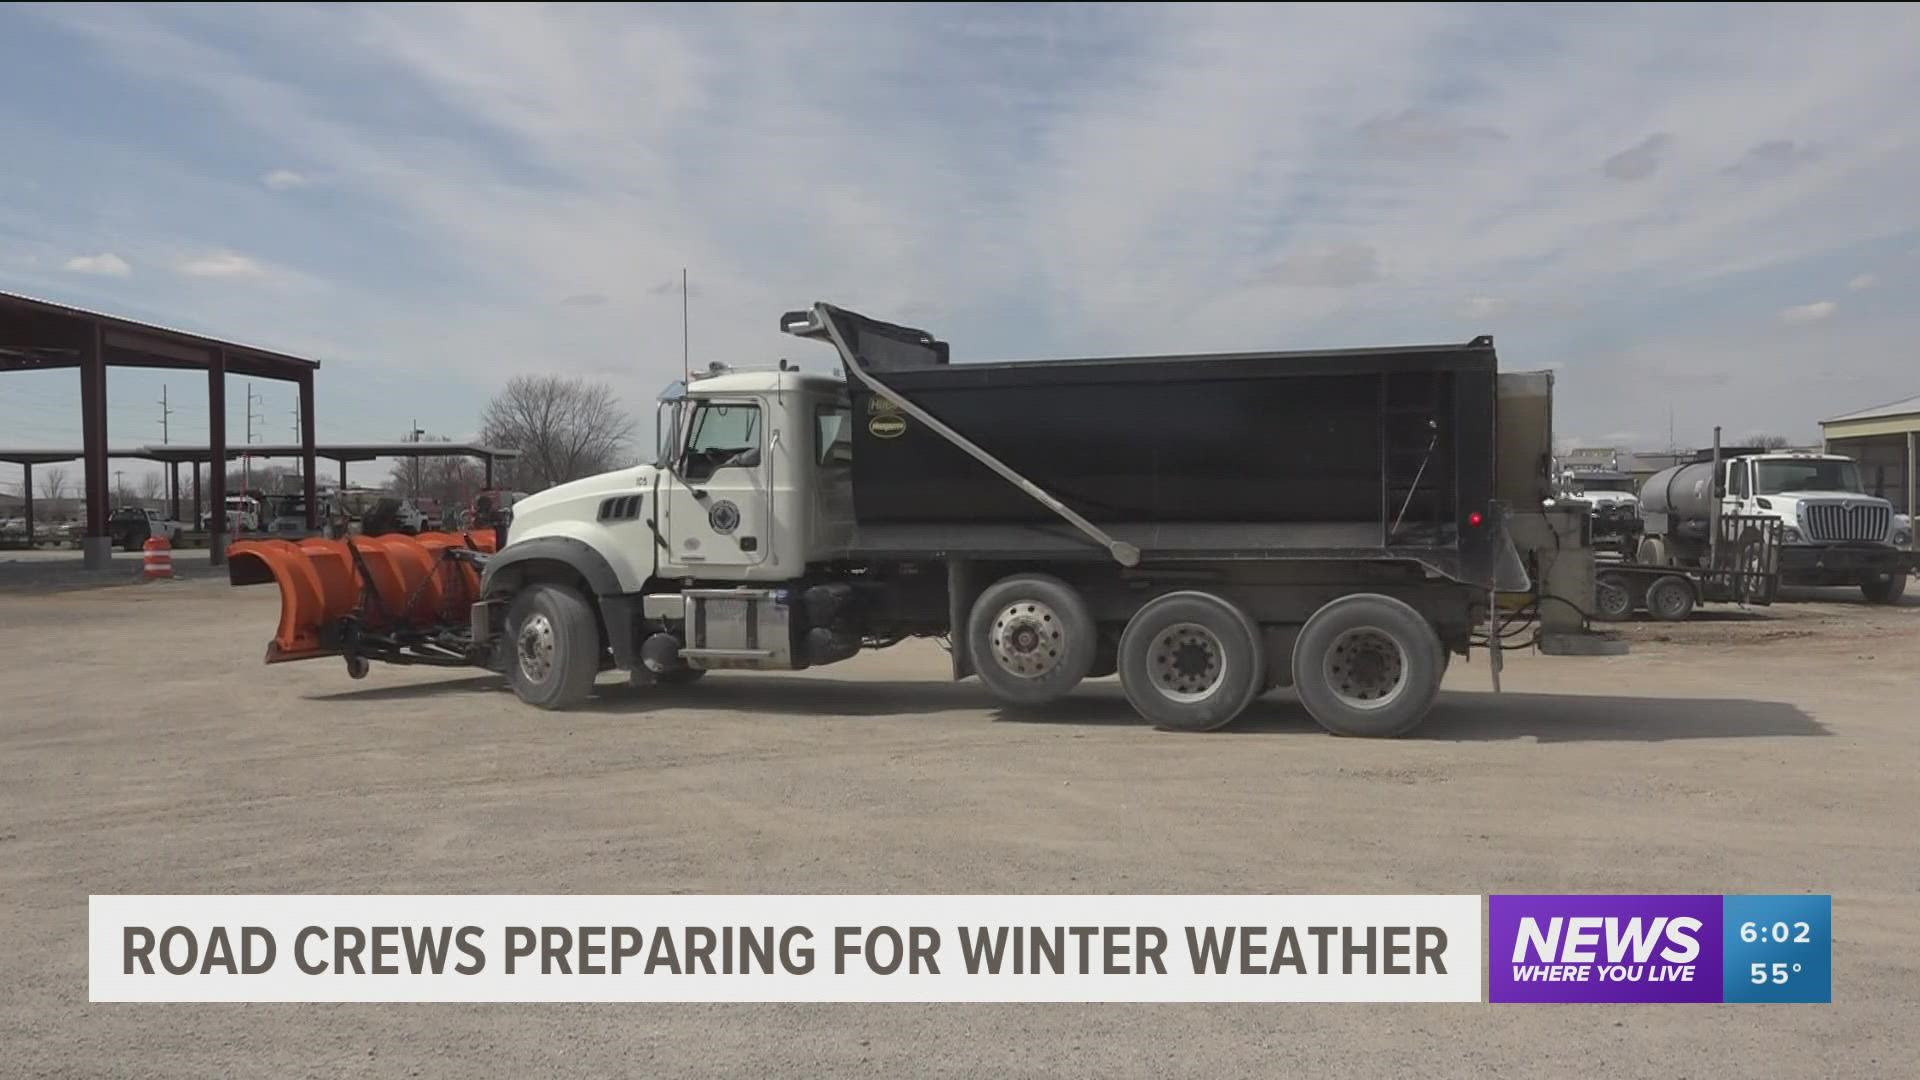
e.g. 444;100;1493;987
1468;511;1485;528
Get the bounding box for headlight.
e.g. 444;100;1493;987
1783;526;1802;543
1896;529;1913;548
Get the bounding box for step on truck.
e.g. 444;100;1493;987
228;303;1616;736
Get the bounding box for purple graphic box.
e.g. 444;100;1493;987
1490;895;1724;1003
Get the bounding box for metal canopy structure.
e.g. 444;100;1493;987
2;288;320;566
0;441;520;546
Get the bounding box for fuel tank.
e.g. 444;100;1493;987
1638;462;1717;524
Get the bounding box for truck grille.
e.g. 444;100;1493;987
1802;502;1889;543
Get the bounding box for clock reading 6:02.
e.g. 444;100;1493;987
1739;921;1813;944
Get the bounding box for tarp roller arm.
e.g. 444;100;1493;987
790;304;1141;568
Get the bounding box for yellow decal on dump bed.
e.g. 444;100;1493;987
869;415;907;439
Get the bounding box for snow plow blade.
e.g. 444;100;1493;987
227;531;500;663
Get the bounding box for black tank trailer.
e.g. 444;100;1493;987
773;304;1602;737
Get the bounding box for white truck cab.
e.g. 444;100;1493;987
1718;452;1911;599
502;364;854;593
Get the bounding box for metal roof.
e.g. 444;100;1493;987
0;289;319;378
0;442;518;466
1822;393;1920;425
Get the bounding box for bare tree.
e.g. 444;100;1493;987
138;471;164;506
1754;434;1793;450
36;466;70;522
479;375;634;491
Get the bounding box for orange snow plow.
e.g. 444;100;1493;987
228;530;500;671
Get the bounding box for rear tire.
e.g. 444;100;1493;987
1292;594;1442;738
967;573;1095;706
1860;571;1908;604
505;584;601;709
1117;591;1264;732
1594;572;1634;622
1645;575;1695;621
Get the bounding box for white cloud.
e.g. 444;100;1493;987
63;252;131;277
1777;300;1837;325
1848;273;1877;291
260;168;309;190
15;1;1920;442
177;251;267;279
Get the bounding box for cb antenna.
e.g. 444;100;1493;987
681;267;691;385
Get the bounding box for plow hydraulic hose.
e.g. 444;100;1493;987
227;530;499;663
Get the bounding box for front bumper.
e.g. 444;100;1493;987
1778;543;1918;581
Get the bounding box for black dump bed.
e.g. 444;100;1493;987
784;305;1504;582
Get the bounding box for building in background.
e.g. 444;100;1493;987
1822;394;1920;515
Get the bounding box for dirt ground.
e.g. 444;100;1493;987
2;577;1916;1077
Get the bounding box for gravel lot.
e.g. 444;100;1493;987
3;577;1916;1077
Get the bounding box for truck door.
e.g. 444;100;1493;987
1725;459;1750;515
662;398;771;573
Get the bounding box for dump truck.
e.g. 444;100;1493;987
1638;443;1915;604
229;303;1613;736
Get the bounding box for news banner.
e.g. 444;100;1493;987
89;893;1832;1004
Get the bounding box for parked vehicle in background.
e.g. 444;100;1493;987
409;497;443;532
108;507;184;551
1638;447;1917;603
1562;467;1641;556
0;517;27;541
459;489;528;531
200;495;262;534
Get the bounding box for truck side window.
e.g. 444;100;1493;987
682;403;761;482
1729;462;1749;498
815;404;852;467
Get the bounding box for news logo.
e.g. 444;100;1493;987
1490;894;1721;1003
1490;894;1832;1003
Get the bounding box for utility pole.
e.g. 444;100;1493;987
244;383;263;496
158;384;174;510
113;469;124;507
409;420;425;497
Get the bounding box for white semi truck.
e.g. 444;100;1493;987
231;303;1614;737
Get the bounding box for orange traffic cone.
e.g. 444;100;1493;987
142;535;174;580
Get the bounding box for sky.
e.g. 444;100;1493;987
4;2;1920;499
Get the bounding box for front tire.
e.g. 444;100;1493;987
505;584;601;709
1117;591;1264;732
967;573;1096;706
1861;571;1908;604
1292;594;1442;738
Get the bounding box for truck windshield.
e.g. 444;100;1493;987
1755;459;1864;494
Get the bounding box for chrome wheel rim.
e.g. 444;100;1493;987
517;613;555;683
989;600;1064;678
1324;627;1408;710
1148;622;1225;703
